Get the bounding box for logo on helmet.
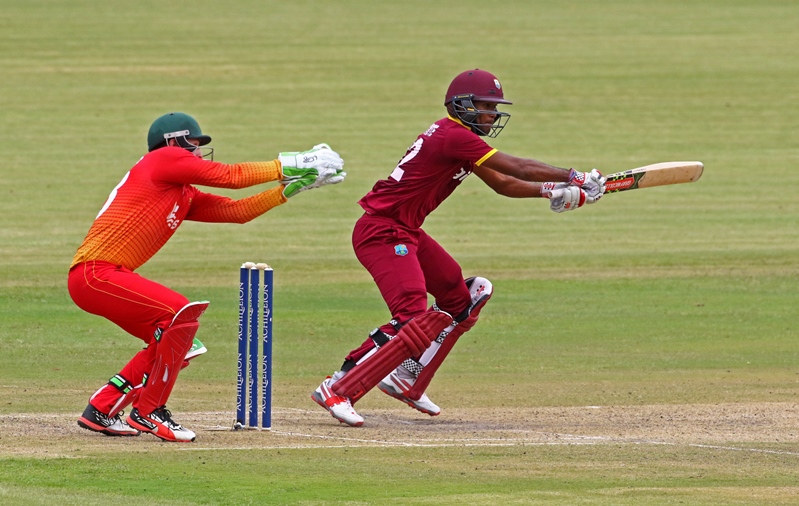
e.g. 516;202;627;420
494;79;501;90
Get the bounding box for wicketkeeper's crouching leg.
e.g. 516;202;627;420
311;309;453;427
125;301;209;442
99;337;207;418
77;301;210;440
378;277;493;415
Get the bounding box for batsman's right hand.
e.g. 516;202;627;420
543;185;586;213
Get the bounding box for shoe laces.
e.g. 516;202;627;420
153;406;184;430
95;408;124;426
342;397;356;410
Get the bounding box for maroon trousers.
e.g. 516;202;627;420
347;214;471;362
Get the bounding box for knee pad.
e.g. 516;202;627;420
171;301;210;326
460;276;493;322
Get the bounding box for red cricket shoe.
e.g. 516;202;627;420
77;403;141;437
127;406;196;442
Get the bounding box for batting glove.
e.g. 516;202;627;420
544;185;586;213
568;168;606;204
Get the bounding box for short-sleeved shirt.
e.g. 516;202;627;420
358;116;496;229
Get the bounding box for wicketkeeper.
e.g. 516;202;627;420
70;112;345;442
312;69;605;426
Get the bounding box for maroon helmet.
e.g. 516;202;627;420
444;69;512;138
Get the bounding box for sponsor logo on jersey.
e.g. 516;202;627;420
423;123;440;137
453;168;469;181
166;203;180;229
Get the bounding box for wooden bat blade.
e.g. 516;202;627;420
605;161;704;193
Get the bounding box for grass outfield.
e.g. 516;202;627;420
2;0;799;504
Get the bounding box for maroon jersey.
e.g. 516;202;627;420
358;116;497;228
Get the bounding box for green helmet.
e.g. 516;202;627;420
147;112;212;152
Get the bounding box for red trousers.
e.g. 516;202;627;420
347;214;471;361
68;261;190;414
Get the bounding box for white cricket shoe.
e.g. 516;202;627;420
378;371;441;416
127;406;196;442
311;376;364;427
77;404;140;437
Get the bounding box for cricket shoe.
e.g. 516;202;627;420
311;376;364;427
378;371;441;416
127;406;196;442
185;337;207;361
77;403;140;437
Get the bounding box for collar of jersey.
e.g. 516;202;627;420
447;114;470;129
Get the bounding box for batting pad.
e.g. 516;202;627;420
408;278;493;400
333;311;452;403
136;321;199;415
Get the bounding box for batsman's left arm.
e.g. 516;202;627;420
473;165;550;198
480;151;572;183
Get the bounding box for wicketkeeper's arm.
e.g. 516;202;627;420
185;187;287;223
156;151;285;189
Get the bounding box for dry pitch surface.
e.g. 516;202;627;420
3;403;798;456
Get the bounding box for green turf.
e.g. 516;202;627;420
2;0;799;504
1;445;798;505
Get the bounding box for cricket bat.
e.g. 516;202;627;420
604;161;704;193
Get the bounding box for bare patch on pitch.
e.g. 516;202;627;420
3;402;798;456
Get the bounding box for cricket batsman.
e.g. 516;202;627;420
312;69;605;426
70;112;345;442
